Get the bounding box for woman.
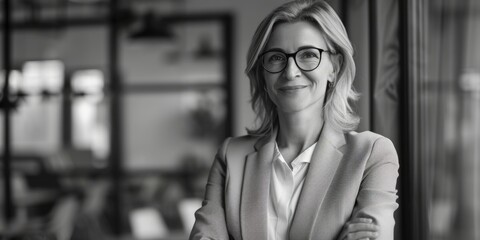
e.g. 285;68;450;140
190;0;399;239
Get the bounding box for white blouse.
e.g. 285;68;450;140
267;142;317;240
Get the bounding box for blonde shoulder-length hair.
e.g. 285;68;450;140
245;0;359;136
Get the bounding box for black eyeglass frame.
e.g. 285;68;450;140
259;47;331;74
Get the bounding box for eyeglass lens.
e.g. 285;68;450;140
262;48;322;73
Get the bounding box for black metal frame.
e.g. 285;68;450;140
108;0;122;235
1;0;15;225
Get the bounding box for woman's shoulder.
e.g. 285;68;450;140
344;131;397;154
345;130;393;145
344;130;398;164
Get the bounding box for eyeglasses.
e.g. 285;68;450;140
260;47;329;73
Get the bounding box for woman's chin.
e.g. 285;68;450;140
276;103;309;114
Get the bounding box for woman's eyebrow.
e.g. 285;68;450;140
297;45;320;50
264;45;321;53
263;47;284;53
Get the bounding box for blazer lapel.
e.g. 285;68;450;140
289;124;346;239
240;130;277;240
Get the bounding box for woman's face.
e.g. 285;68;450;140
263;21;334;114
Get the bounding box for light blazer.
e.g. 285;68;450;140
191;124;399;240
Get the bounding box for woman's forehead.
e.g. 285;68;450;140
265;21;328;51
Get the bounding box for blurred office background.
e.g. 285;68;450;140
0;0;479;239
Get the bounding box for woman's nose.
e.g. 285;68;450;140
283;57;301;80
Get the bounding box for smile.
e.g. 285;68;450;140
277;85;308;92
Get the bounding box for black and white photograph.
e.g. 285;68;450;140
1;0;479;239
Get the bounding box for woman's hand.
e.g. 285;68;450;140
337;218;379;240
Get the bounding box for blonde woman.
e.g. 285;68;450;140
191;0;399;239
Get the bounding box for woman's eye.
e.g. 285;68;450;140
299;51;319;59
269;54;285;62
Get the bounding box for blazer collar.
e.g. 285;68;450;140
289;123;346;239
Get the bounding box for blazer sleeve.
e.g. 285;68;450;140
351;136;399;240
190;137;231;240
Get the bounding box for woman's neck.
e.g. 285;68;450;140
276;107;324;162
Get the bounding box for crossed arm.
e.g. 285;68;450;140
338;137;399;240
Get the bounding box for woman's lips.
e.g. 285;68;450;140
277;85;308;92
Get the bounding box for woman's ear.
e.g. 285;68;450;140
328;53;342;82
